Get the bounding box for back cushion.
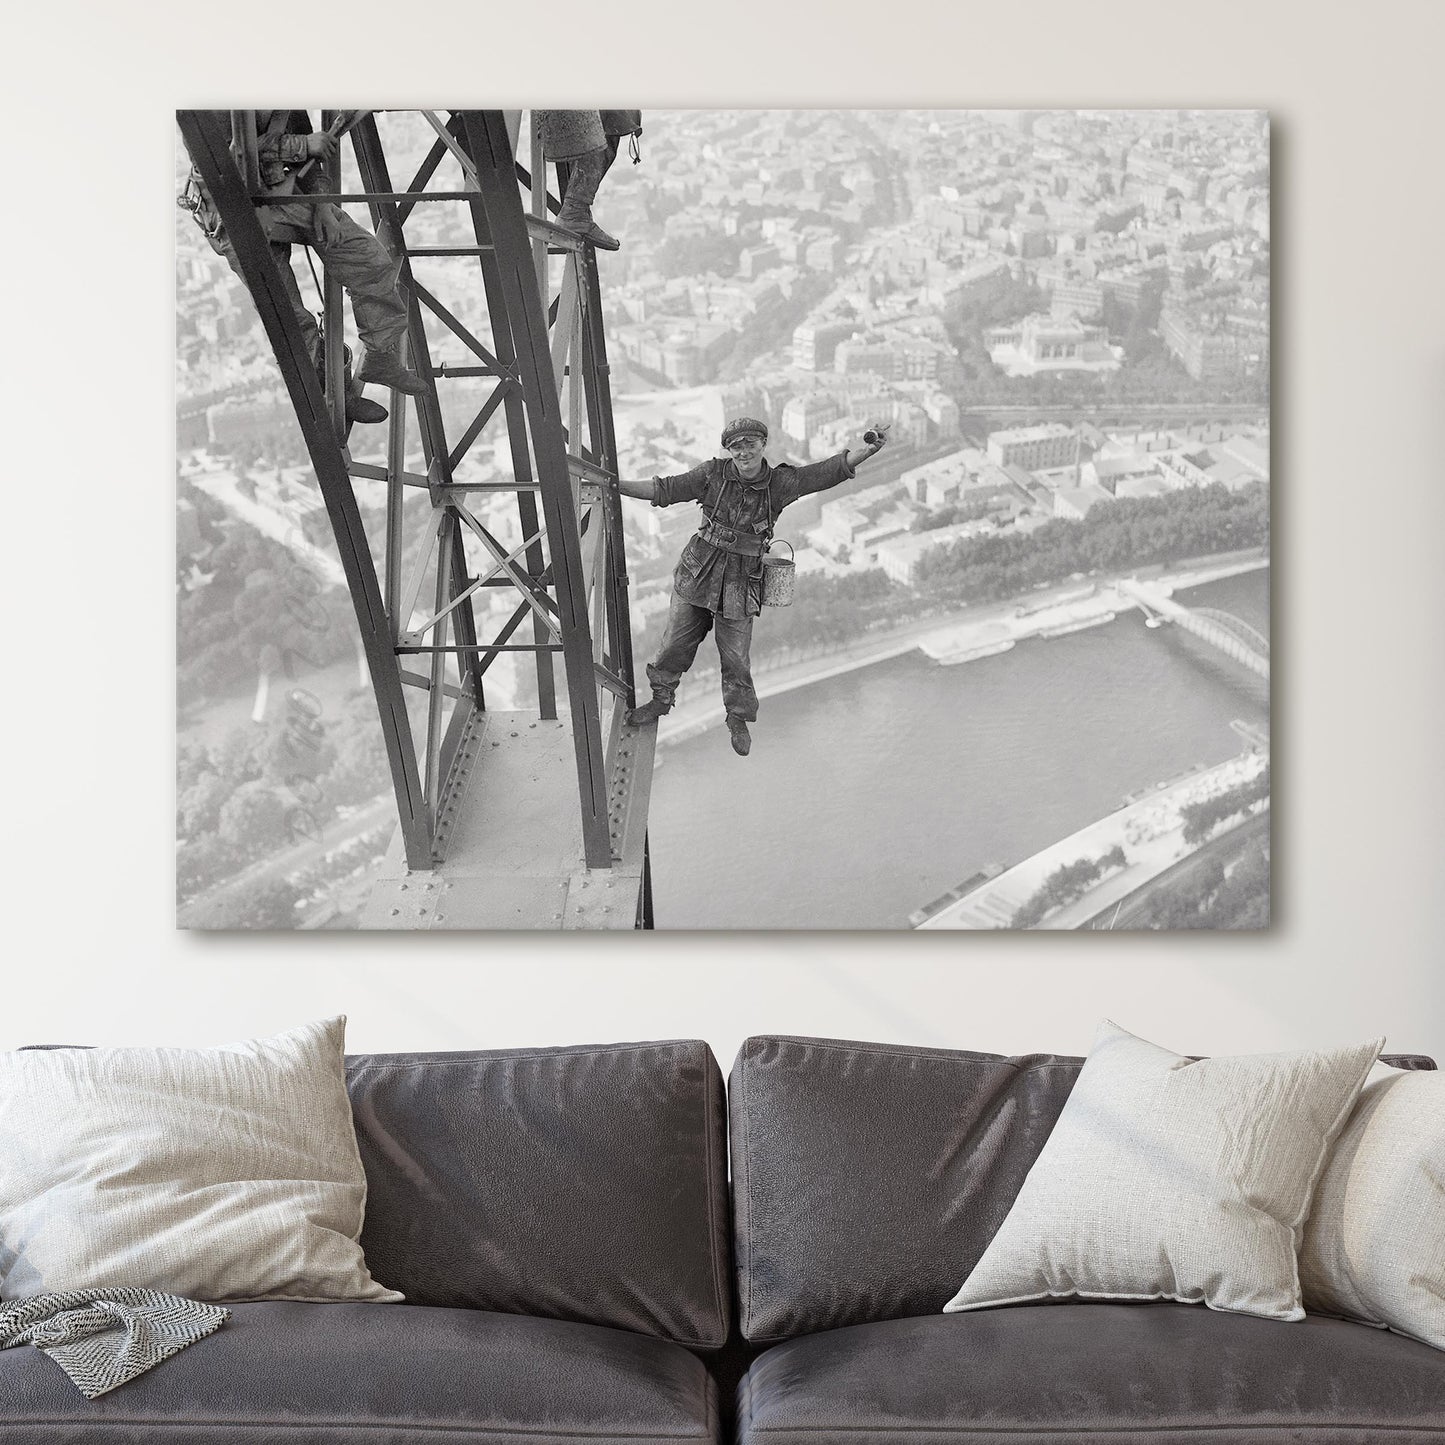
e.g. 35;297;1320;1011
348;1040;730;1347
731;1035;1083;1342
730;1035;1438;1343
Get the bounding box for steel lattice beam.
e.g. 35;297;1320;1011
458;111;612;869
179;108;654;921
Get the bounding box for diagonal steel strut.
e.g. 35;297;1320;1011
177;109;432;869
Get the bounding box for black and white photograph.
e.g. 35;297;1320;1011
175;107;1270;930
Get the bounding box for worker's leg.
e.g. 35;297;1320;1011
556;145;620;251
714;615;759;722
213;216;387;426
626;594;712;725
308;208;410;358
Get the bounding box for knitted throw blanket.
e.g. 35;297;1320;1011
0;1289;230;1397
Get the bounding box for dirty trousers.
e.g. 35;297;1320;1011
219;201;409;365
646;593;759;722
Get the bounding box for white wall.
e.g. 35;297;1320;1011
9;0;1443;1067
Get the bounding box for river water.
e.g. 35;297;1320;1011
648;569;1270;929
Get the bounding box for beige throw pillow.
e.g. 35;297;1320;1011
1299;1064;1445;1348
0;1017;401;1304
944;1021;1382;1321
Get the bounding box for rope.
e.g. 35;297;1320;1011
304;247;324;305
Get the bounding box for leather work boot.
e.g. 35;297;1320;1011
345;392;388;425
727;717;752;757
557;146;621;251
625;696;670;727
559;212;621;252
357;347;428;396
317;345;389;425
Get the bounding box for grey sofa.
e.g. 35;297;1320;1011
0;1040;732;1444
2;1034;1442;1444
729;1035;1445;1445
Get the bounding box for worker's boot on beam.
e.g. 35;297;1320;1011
625;695;671;727
357;345;428;396
557;146;621;251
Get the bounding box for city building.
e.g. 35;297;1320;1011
1216;434;1269;481
804;235;845;271
792;319;858;370
1151;436;1269;493
1085;452;1161;494
929;259;1012;322
1008;219;1053;259
900;450;973;506
833;336;895;378
922;394;960;440
874;520;994;585
782;392;843;446
984;314;1120;377
1114;473;1172;501
1159;307;1262;383
987;423;1079;472
1054;484;1115;520
1050;277;1105;319
1151;448;1217;491
1179;222;1235;252
739;244;781;278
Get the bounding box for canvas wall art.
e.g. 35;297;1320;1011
175;108;1269;930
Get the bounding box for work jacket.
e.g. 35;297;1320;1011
652;452;856;618
254;111;328;194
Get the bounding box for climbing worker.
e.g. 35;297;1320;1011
536;110;642;251
182;110;425;424
616;417;890;757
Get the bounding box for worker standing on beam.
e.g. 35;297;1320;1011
616;418;890;757
537;110;642;251
183;111;425;422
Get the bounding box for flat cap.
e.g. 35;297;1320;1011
721;416;768;448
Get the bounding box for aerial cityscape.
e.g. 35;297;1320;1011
176;109;1270;930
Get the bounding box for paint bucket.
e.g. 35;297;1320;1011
760;540;796;608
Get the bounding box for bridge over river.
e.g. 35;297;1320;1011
1118;578;1269;680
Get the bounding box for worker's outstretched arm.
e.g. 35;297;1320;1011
615;477;659;501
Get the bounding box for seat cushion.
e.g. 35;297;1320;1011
737;1304;1445;1445
0;1301;720;1444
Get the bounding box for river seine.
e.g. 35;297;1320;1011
648;568;1270;929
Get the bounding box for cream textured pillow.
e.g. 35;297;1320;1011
1299;1063;1445;1347
0;1017;401;1304
944;1020;1382;1321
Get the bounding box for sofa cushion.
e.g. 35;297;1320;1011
347;1040;730;1347
0;1301;720;1444
943;1021;1382;1322
1301;1062;1445;1348
730;1035;1082;1342
737;1304;1445;1445
0;1018;399;1304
